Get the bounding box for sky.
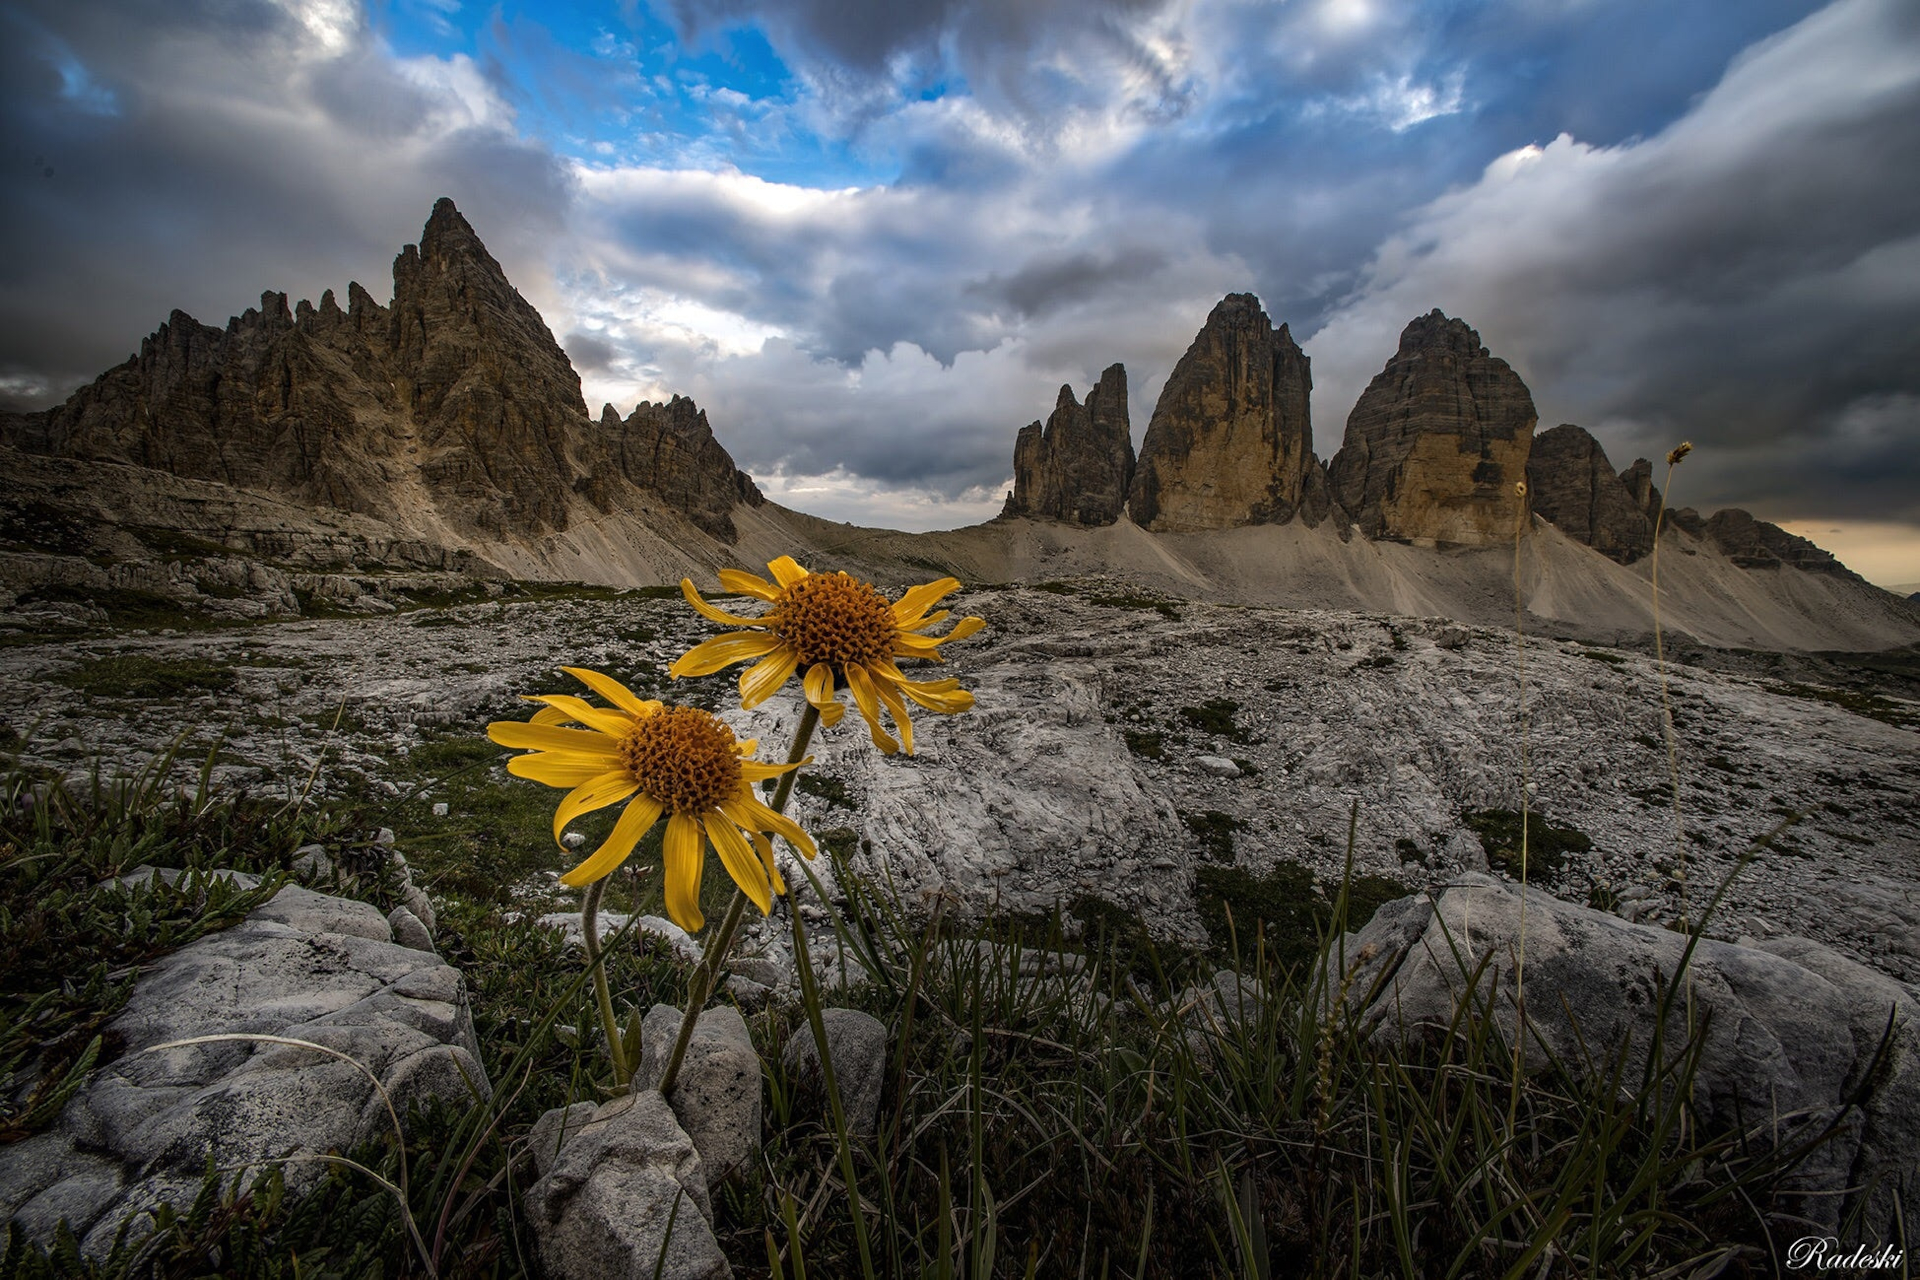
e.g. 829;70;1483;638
1;0;1917;586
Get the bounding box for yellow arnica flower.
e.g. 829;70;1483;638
671;556;984;756
486;666;816;932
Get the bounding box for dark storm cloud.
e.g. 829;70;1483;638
1307;0;1920;525
563;330;619;372
0;0;572;411
967;247;1170;321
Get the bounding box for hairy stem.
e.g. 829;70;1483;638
581;876;630;1088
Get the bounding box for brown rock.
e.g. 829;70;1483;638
1328;310;1536;545
581;396;763;541
1704;509;1857;577
1127;294;1313;532
1002;364;1133;525
1526;425;1653;563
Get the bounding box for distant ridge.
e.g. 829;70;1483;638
2;200;1915;653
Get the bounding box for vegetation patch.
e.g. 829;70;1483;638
0;501;93;556
796;773;854;810
1461;807;1593;879
1581;649;1628;665
1765;680;1919;730
1193;861;1409;975
17;584;199;630
52;654;238;700
1178;697;1246;741
1183;809;1244;861
1089;592;1180;620
1122;729;1164;759
129;525;235;561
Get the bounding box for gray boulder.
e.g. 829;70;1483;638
635;1004;763;1183
520;1090;733;1280
782;1008;890;1140
1342;874;1920;1241
1;882;487;1259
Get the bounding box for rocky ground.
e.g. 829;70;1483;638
3;578;1917;992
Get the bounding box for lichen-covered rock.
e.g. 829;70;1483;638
524;1090;730;1280
1329;310;1536;545
1127;294;1315;532
1003;364;1134;526
634;1004;762;1184
0;882;488;1259
1340;874;1920;1242
1526;424;1653;563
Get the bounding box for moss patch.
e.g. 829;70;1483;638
1178;698;1245;741
1461;808;1593;879
1193;861;1409;975
52;654;238;700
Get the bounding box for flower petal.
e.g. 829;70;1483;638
901;609;949;633
560;667;660;718
663;812;706;932
740;757;806;782
489;721;623;757
843;663;898;755
725;796;818;859
559;795;664;887
507;753;615;787
766;555;809;589
717;568;781;601
553;771;641;845
752;833;786;896
530;706;574;727
803;663;837;711
704;813;772;915
891;577;962;624
868;670;916;755
669;631;783;678
681;578;770;626
739;646;801;709
521;694;635;739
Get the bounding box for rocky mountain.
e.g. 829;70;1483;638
0;198;764;561
1126;294;1324;532
1001;365;1133;526
1525;425;1655;563
1328;310;1536;545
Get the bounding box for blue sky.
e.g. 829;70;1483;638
2;0;1917;583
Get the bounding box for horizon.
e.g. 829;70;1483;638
1;0;1915;586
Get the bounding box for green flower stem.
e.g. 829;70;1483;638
657;701;821;1097
580;876;631;1088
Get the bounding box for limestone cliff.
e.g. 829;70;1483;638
0;199;756;548
1127;294;1315;532
1329;310;1536;545
1526;425;1654;563
1001;364;1133;526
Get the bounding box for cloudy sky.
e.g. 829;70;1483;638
2;0;1917;585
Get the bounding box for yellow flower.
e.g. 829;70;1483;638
670;556;984;755
486;667;815;931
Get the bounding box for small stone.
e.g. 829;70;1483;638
431;801;449;817
1195;755;1241;778
290;844;333;878
781;1008;890;1140
562;831;587;849
388;906;435;952
635;1004;762;1183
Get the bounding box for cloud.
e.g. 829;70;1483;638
1304;0;1920;523
0;0;572;409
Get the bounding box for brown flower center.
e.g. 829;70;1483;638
617;706;743;814
772;572;897;670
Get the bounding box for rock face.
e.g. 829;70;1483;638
1704;508;1857;577
580;397;764;542
0;199;759;547
1329;310;1536;545
1003;364;1134;526
0;872;487;1259
1127;294;1316;532
1340;875;1920;1241
1526;425;1654;563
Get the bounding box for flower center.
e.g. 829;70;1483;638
617;706;743;814
772;572;897;670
